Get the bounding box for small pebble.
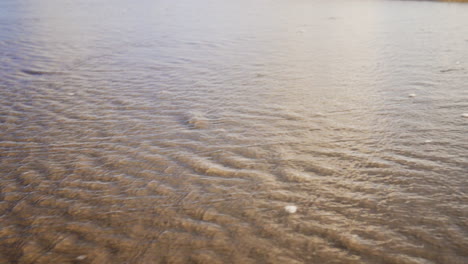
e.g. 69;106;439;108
68;93;75;96
462;113;468;118
76;255;87;261
424;140;433;143
284;205;297;214
408;93;416;98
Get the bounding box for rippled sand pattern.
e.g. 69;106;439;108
1;0;467;263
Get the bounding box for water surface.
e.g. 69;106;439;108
1;0;467;263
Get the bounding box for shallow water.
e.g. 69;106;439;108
1;0;467;263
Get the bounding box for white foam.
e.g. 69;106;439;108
284;205;297;214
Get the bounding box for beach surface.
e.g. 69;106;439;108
0;0;467;263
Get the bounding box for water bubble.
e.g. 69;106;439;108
284;205;297;214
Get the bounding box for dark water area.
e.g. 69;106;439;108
1;0;467;263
